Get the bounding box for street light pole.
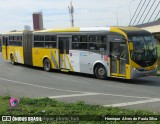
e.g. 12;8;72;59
129;0;135;26
68;1;74;27
116;6;122;26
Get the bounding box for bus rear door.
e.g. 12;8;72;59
58;36;71;70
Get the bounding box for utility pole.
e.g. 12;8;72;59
68;1;74;27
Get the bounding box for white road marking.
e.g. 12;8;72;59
100;93;153;99
104;99;160;107
49;93;100;99
0;77;91;94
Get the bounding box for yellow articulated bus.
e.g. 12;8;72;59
1;27;158;79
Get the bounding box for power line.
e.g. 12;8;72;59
142;0;156;24
154;10;160;21
129;0;143;26
136;0;151;25
148;1;160;22
132;0;147;26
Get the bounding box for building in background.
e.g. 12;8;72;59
136;18;160;44
24;25;31;31
32;12;43;31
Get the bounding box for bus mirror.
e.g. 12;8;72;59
129;42;133;50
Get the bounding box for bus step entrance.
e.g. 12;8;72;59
61;69;70;72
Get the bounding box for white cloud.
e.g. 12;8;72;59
0;0;159;33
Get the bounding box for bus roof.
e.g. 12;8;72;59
2;27;150;37
34;27;111;33
34;27;150;38
112;26;142;31
114;26;152;36
3;31;23;35
34;26;143;33
2;30;32;35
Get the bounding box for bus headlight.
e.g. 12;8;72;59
156;65;158;68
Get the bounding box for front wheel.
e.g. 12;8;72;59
43;59;51;72
95;64;107;80
10;54;15;65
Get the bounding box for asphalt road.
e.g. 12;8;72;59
0;53;160;112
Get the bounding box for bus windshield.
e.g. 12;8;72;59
129;35;157;67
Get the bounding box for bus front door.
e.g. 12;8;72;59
2;37;9;60
110;42;126;77
58;37;71;70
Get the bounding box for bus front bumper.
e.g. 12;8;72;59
130;67;157;79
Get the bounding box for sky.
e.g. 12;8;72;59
0;0;159;33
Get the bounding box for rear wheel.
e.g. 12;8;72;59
95;64;107;80
10;54;15;65
43;59;51;72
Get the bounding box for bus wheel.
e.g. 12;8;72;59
43;59;51;72
10;54;15;65
95;64;107;80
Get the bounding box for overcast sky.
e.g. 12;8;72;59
0;0;159;33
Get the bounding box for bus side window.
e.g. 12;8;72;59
9;36;14;46
80;35;88;49
34;35;44;41
34;42;44;47
88;35;107;51
72;43;79;49
80;36;87;42
8;35;22;46
45;35;57;48
89;43;98;50
79;43;87;49
72;35;79;42
34;35;39;41
97;35;107;43
72;35;88;50
89;35;96;42
17;36;22;46
98;44;106;51
34;35;44;48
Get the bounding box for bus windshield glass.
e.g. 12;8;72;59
129;35;157;67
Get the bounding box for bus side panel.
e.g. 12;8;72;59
32;48;59;69
69;50;108;74
8;46;24;64
2;45;7;60
68;50;80;72
80;51;108;74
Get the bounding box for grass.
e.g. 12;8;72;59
0;96;160;124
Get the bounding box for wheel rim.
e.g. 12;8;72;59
98;67;105;76
11;56;14;64
45;60;50;70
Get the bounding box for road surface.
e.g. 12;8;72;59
0;53;160;112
